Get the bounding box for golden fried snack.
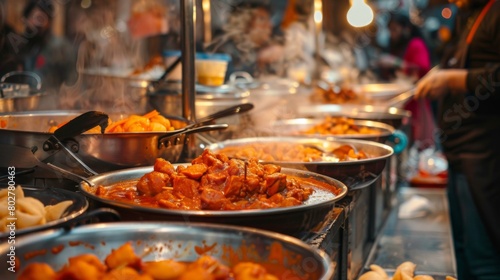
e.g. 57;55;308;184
105;242;141;269
15;197;46;229
232;262;279;280
48;110;176;133
142;260;187;279
17;263;56;280
45;201;73;222
369;264;389;279
18;242;282;280
57;258;104;280
0;185;24;200
101;266;144;280
393;261;416;280
358;271;387;280
0;186;73;232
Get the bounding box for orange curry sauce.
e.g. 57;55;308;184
93;150;341;211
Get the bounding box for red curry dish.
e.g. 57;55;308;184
94;150;338;211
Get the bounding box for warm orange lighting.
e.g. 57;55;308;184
441;7;452;19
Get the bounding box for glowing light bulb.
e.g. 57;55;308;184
347;0;374;28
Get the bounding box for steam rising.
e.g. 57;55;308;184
58;2;147;113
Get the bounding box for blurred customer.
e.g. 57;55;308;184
379;13;435;148
414;0;500;278
16;0;76;91
379;13;431;80
206;2;284;79
281;0;322;84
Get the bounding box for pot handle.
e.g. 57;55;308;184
1;71;42;91
387;129;408;154
193;103;254;127
158;124;228;149
49;111;109;143
42;111;109;177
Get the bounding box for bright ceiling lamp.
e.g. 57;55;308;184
347;0;374;28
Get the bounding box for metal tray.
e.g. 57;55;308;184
207;137;393;190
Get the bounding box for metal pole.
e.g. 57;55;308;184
180;0;196;121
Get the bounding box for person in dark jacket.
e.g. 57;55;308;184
16;0;76;91
414;0;500;278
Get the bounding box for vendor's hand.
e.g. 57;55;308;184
257;45;284;64
414;69;467;100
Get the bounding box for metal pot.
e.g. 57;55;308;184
79;165;348;235
207;137;394;190
0;111;226;176
147;81;252;140
0;71;49;113
0;222;334;280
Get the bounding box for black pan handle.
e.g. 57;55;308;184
53;111;109;140
158;124;228;149
192;103;254;127
43;111;109;152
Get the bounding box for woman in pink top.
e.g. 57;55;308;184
379;13;435;148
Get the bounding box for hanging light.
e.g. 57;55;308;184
346;0;374;28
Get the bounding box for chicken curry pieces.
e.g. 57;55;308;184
91;150;341;211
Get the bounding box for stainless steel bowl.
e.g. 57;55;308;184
207;137;394;190
260;118;396;143
0;187;89;239
0;222;334;280
297;104;411;128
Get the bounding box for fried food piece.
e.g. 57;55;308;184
141;260;187;280
45;200;73;222
16;197;46;229
105;242;141;269
102;266;142;280
369;264;389;279
17;263;56;280
358;271;387;280
68;254;107;272
136;171;171;196
57;258;105;280
393;261;416;280
232;262;279;280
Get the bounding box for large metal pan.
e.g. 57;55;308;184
207;137;394;190
258;118;408;154
0;222;334;280
0;105;252;174
297;104;411;129
78;164;348;235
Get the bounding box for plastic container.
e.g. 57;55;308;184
195;53;231;86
